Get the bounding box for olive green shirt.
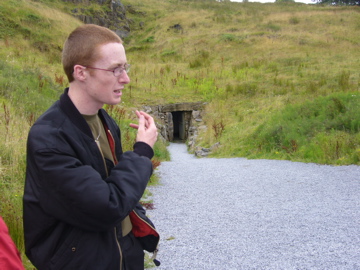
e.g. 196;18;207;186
83;113;132;237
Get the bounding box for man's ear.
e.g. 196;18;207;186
73;65;87;81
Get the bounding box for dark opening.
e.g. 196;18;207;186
172;111;182;140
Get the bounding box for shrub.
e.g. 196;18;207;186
142;36;155;43
289;16;300;25
338;70;351;91
189;50;210;68
228;82;258;97
220;33;237;42
266;23;281;32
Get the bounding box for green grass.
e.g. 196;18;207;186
243;93;360;163
0;0;360;268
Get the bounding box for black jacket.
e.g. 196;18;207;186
23;89;159;270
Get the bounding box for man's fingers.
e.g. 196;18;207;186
137;114;146;131
138;111;156;129
131;110;158;148
129;123;139;129
129;111;147;130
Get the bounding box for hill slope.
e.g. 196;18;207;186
123;0;360;164
1;0;360;164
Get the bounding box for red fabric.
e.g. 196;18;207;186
103;122;118;164
129;211;159;238
0;217;25;270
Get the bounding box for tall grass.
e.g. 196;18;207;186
0;102;32;267
243;93;360;164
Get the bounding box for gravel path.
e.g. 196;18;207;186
148;143;360;270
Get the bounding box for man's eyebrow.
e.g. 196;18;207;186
110;63;127;69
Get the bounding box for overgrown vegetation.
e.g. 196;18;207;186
244;93;360;163
0;0;359;268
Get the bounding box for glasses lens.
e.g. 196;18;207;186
113;67;121;77
114;65;130;76
125;64;130;73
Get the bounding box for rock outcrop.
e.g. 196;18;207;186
61;0;144;39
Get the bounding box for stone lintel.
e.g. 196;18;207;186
160;102;205;113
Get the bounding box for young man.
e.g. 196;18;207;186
23;24;159;270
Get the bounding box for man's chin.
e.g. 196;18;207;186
108;98;122;106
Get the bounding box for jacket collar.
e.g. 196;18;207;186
59;88;96;139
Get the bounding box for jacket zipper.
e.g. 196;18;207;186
97;129;120;268
115;227;123;270
98;121;122;269
94;140;109;176
106;128;158;267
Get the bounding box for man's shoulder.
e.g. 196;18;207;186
29;101;70;138
37;100;62;121
27;103;78;153
31;101;66;130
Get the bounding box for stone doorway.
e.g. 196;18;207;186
143;102;205;142
172;111;184;140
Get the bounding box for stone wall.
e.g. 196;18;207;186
143;102;221;157
143;102;205;143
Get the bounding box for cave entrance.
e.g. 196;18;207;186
171;111;186;141
151;102;204;142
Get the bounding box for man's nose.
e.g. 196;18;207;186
119;71;130;84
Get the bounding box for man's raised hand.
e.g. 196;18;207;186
129;110;158;148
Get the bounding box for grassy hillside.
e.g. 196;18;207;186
122;0;360;164
0;0;359;268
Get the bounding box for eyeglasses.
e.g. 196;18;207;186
85;64;130;77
